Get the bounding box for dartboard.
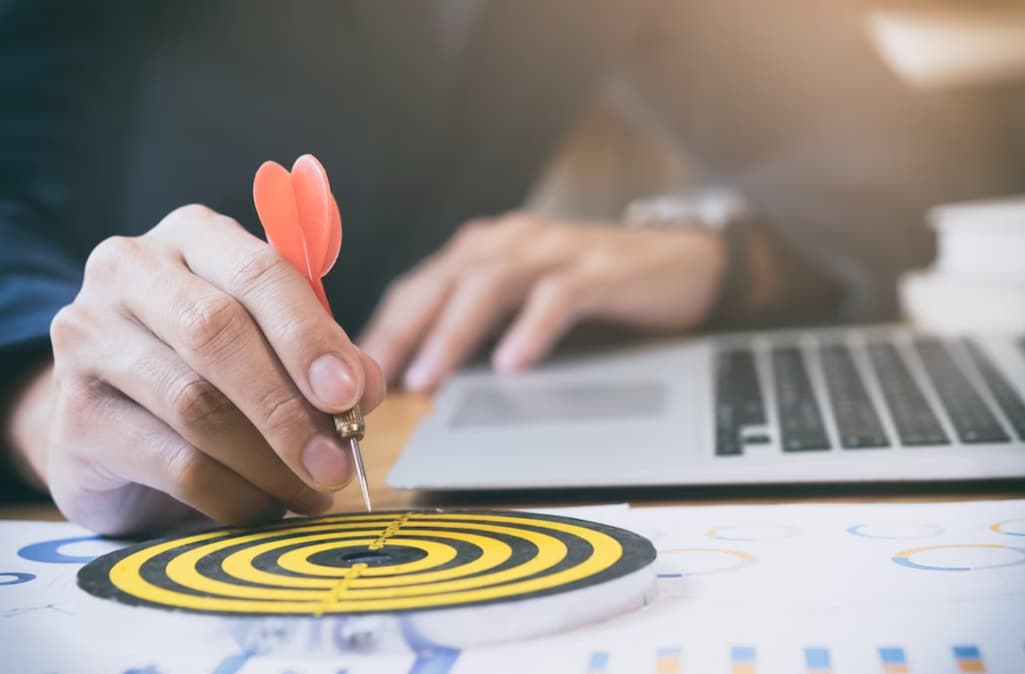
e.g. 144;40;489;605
77;510;656;616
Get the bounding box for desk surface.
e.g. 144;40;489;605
2;393;1022;522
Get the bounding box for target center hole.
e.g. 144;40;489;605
340;550;393;566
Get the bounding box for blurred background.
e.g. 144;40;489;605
2;0;1024;337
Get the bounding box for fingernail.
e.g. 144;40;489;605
301;435;352;490
493;342;526;373
309;353;360;411
295;488;335;515
403;358;436;392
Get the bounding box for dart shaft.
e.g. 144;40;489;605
334;406;373;512
348;437;373;512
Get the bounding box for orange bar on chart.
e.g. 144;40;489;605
656;647;681;674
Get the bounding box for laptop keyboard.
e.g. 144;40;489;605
966;340;1025;440
772;347;831;452
914;339;1009;444
714;349;766;456
867;342;948;447
714;335;1021;456
819;344;888;449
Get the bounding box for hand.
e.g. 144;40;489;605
20;205;385;535
360;212;726;391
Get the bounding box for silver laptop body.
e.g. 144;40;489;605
389;326;1025;490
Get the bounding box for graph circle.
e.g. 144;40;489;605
18;535;102;564
990;519;1025;537
658;547;756;576
892;544;1025;571
706;525;801;542
847;522;944;540
77;511;656;616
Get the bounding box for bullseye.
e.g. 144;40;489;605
77;510;656;617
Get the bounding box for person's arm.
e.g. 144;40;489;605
359;213;729;391
354;179;840;394
734;220;842;326
2;361;51;494
0;2;93;498
0;4;387;535
618;0;1020;325
620;190;843;329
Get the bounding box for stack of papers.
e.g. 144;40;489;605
901;196;1025;334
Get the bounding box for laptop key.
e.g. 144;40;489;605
867;342;948;446
964;340;1025;440
915;339;1010;444
819;344;889;448
714;348;766;456
772;347;831;451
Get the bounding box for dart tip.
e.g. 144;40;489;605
348;437;373;512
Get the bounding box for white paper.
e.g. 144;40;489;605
2;500;1023;673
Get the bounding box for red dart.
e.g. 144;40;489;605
252;155;372;512
253;154;342;313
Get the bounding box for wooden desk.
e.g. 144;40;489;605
2;392;1022;523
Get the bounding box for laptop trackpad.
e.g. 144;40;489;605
450;382;667;428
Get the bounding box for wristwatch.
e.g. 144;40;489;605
623;189;751;324
623;188;749;233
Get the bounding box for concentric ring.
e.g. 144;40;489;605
892;544;1025;571
77;510;655;615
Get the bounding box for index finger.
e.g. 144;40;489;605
149;206;385;414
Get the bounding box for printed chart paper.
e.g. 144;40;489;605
1;500;1023;673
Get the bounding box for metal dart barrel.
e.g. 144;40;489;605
334;405;373;512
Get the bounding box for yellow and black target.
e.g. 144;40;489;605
77;510;656;615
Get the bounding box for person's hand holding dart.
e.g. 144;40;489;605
18;164;384;535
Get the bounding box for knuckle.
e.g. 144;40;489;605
84;235;139;282
383;270;422;302
274;315;309;350
382;275;409;300
157;204;242;238
49;304;85;354
165;203;217;226
464;264;509;293
57;379;106;434
541;226;577;253
452;219;491;249
177;294;248;356
227;247;289;297
259;389;311;440
175;203;217;219
582;248;615;268
498;212;540;232
535;276;576;307
170;375;234;430
164;443;212;499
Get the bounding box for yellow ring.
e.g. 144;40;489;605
219;531;505;590
277;538;457;578
165;527;532;599
107;513;626;614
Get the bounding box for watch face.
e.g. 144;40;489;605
624;191;747;233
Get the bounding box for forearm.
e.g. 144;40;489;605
713;219;844;329
1;359;53;493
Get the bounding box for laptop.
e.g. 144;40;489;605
388;326;1025;490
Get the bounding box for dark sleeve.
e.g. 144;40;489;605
0;2;94;499
0;2;89;386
